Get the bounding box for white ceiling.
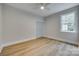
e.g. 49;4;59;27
6;3;79;17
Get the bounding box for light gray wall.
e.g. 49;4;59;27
0;4;2;48
36;18;45;37
44;6;79;44
2;4;44;46
1;4;79;47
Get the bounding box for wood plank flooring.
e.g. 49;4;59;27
0;37;78;56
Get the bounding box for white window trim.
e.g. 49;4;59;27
60;11;76;33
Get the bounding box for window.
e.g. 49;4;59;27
61;12;76;32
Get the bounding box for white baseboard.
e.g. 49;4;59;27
1;36;78;53
1;37;37;49
44;36;79;45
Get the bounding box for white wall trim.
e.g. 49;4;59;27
2;37;37;47
1;37;37;52
1;36;78;53
44;35;79;45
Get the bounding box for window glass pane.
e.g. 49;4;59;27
61;12;75;32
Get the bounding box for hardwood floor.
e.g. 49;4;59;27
1;37;78;56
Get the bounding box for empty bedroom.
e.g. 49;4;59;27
0;3;79;56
